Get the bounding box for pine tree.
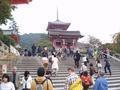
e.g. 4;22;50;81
0;0;15;25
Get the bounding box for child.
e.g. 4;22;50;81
96;60;102;73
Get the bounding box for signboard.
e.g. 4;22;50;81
2;64;7;74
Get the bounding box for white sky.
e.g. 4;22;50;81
2;0;120;43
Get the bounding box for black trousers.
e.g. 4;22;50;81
74;60;79;68
22;89;30;90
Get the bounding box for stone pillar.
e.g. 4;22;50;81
62;39;66;48
73;39;76;48
52;39;56;48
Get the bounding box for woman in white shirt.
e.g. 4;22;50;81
0;74;15;90
52;54;59;76
80;63;88;73
21;71;32;90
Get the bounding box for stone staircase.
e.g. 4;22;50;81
7;56;120;90
8;56;42;79
53;57;120;90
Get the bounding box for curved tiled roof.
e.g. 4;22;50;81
48;30;83;38
47;20;71;30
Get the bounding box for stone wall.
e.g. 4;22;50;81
0;40;9;59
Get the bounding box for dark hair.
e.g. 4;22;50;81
76;51;78;53
84;62;87;66
2;74;10;82
67;67;75;72
83;71;88;76
97;60;100;63
54;54;56;57
24;71;30;77
46;70;52;75
90;63;93;66
37;67;45;76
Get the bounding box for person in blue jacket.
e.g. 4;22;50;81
94;72;108;90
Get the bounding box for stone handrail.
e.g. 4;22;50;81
113;53;120;59
0;40;9;54
102;52;120;62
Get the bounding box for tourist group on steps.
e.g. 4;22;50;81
0;45;111;90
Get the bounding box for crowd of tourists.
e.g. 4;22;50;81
65;47;111;90
0;44;111;90
0;67;54;90
0;46;58;90
20;44;75;59
65;67;108;90
20;44;43;56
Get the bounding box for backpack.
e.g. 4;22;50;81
70;78;83;90
81;76;92;86
34;79;47;90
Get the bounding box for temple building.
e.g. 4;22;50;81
47;18;83;49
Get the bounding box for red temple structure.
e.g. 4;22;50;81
47;19;83;49
10;0;32;4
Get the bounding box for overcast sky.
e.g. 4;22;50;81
2;0;120;43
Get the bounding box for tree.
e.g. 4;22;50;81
0;0;15;25
37;38;52;49
113;32;120;44
0;28;3;35
88;35;102;47
9;20;18;31
102;32;120;53
113;32;120;53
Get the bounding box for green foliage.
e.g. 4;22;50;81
0;34;16;46
102;43;113;50
113;32;120;44
20;33;49;49
0;29;3;34
0;0;15;25
112;32;120;53
102;32;120;54
114;44;120;53
37;38;52;49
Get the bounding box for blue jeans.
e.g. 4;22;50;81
104;65;111;75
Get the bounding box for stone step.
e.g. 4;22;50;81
7;56;120;90
53;82;120;90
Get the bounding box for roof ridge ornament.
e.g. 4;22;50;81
56;8;59;21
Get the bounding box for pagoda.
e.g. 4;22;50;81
47;13;83;49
